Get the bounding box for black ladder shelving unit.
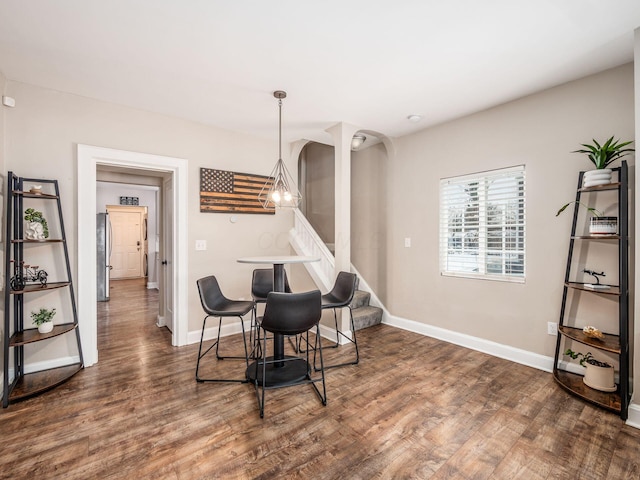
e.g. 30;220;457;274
552;161;630;419
2;172;84;408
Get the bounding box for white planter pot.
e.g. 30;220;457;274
38;321;54;334
589;216;617;235
583;363;616;392
583;168;612;187
24;221;46;240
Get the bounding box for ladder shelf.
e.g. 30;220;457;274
2;173;84;407
552;161;630;420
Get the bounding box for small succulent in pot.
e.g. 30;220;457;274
31;307;56;333
572;136;634;169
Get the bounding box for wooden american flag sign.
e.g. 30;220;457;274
200;168;275;214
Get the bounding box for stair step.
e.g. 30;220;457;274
350;290;370;309
352;305;383;331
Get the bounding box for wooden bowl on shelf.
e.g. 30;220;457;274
583;326;604;339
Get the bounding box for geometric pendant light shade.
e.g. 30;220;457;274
258;90;302;209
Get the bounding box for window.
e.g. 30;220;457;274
439;165;525;282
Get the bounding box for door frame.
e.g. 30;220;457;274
77;144;188;366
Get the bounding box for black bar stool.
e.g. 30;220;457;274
253;290;326;418
195;275;254;383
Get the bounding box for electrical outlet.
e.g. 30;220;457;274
195;240;207;251
547;322;558;336
404;237;411;248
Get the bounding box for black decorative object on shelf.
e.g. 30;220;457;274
9;261;48;291
583;269;605;285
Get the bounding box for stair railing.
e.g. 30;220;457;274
289;209;334;291
289;208;389;323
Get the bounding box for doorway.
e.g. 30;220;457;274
77;145;189;367
107;205;148;279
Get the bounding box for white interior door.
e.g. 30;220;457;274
163;178;174;332
107;206;144;279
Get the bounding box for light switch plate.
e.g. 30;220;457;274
404;237;411;248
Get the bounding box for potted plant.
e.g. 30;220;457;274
564;348;616;392
24;207;49;240
573;136;634;186
31;307;56;334
556;201;616;235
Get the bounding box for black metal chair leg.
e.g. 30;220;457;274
314;307;359;371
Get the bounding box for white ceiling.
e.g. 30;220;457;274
1;1;639;146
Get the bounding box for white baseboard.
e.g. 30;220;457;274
626;402;640;428
4;355;82;381
147;282;158;289
156;315;166;327
384;314;553;372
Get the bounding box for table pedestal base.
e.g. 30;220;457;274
246;356;309;387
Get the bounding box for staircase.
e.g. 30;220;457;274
351;290;383;330
290;209;387;333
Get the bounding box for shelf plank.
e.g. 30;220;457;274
571;235;620;240
565;282;620;296
11;190;59;199
8;363;83;402
9;323;77;346
578;182;621;193
10;281;70;294
11;239;65;244
558;326;620;354
553;369;620;413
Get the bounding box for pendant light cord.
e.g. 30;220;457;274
278;97;282;161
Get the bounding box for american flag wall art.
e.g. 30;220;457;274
200;168;275;214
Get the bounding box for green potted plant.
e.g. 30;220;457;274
31;307;56;334
24;207;49;240
556;202;616;235
564;348;615;392
573;136;634;186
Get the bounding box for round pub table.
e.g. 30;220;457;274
237;255;320;385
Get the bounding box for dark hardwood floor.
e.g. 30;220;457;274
1;278;639;479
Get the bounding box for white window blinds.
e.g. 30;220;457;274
439;165;526;282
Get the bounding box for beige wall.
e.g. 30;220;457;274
386;64;635;358
352;142;388;302
301;142;335;245
3;80;296;362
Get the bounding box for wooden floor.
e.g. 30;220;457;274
1;278;639;479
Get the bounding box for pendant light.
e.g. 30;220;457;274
259;90;301;209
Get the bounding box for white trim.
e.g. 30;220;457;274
77;144;189;366
147;282;159;289
384;313;552;372
626;402;640;429
24;356;81;374
5;356;82;379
